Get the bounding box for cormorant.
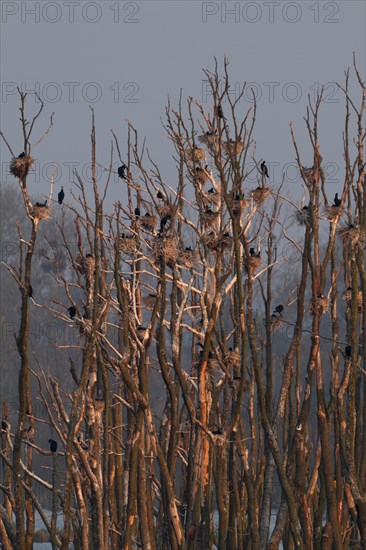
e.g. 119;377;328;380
217;104;224;119
249;248;260;257
1;416;10;432
28;285;33;299
118;164;127;180
18;152;25;158
160;214;171;230
48;439;57;453
345;345;352;359
274;305;284;313
185;246;192;251
212;428;222;435
134;207;140;218
333;193;341;207
58;187;65;205
68;306;76;319
157;190;164;199
260;161;269;178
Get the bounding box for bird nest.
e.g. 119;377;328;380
30;205;51;220
76;254;95;275
223;140;244;155
194;168;209;186
205;189;221;206
158;203;178;219
309;296;330;316
325;205;344;222
76;319;92;336
295;208;310;226
302;166;315;185
338;226;366;246
201;210;220;228
142;294;157;308
269;314;284;330
243;255;262;272
180;248;200;269
187;147;206;163
152;234;180;263
10;156;34;179
141;214;158;231
119;235;138;254
204;233;232;252
343;288;363;310
225;348;240;369
251;187;271;205
198;133;218;146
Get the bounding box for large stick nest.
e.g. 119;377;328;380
186;147;206;163
157;203;178;219
10;156;34;179
223;139;244;155
119;234;139;254
30;204;51;220
338;226;366;247
201;209;220;228
180;248;200;269
140;213;158;231
295;207;311;226
309;296;330;316
204;233;232;252
198;133;218;146
152;234;180;263
243;254;262;272
324;205;344;222
251;187;272;205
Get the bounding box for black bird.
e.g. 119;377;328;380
157;190;164;200
68;306;76;319
274;305;284;313
1;416;10;432
260;161;269;178
18;152;25;158
345;345;352;359
134;207;140;218
118;164;127;180
212;428;222;435
207;187;216;194
332;193;341;207
296;418;302;432
302;205;308;211
48;439;57;453
85;253;93;258
185;246;192;251
217;104;224;119
28;285;33;299
58;187;65;205
232;375;241;381
249;248;260;257
160;214;171;230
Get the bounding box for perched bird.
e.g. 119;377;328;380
28;285;33;299
160;214;171;230
249;248;260;258
295;418;302;432
185;246;192;251
207;187;217;194
345;345;352;359
302;205;308;211
68;306;76;319
48;439;57;453
260;161;269;178
1;416;10;432
212;428;222;435
157;190;165;200
232;375;241;381
58;187;65;205
118;164;127;180
332;193;341;207
274;305;284;313
18;152;25;158
217;104;224;119
85;253;93;258
134;207;140;218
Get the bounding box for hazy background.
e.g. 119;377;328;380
1;0;365;208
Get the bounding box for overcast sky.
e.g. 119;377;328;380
1;1;365;208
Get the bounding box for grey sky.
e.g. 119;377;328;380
1;1;365;207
